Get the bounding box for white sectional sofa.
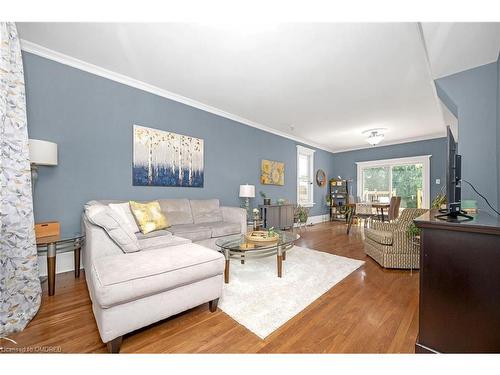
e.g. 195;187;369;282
82;198;246;353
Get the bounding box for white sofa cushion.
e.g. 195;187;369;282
158;199;194;225
91;243;224;308
109;202;140;233
85;205;140;253
138;235;191;251
189;199;223;224
208;222;241;237
168;224;212;241
135;229;172;240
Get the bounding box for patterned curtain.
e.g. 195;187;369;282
0;22;41;335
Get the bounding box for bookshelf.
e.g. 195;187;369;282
329;178;350;221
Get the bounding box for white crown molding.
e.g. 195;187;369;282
20;39;338;154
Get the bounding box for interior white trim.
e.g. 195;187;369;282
297;145;315;207
20;39;338;154
296;145;316;155
293;214;329;227
356;155;432;208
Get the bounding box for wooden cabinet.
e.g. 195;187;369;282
414;210;500;353
259;204;295;230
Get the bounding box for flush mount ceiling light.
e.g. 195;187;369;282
363;128;386;146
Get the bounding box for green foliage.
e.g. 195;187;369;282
296;205;309;223
407;222;421;237
325;194;332;205
391;165;423;208
363;166;390;191
259;191;267;198
432;192;447;209
362;164;423;208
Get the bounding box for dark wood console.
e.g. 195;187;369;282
414;210;500;353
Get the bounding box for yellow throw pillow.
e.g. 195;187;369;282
129;201;169;234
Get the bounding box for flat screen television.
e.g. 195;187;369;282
435;126;473;221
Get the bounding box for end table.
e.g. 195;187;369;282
36;233;85;296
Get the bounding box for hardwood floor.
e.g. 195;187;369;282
8;222;419;353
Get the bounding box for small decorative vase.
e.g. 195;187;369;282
263;198;271;205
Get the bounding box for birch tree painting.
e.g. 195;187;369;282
133;125;204;187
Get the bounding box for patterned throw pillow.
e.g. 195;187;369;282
129;201;170;234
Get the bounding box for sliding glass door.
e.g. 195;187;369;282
361;166;391;202
391;164;423;208
357;156;430;208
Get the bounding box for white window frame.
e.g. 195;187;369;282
297;145;315;207
356;155;431;208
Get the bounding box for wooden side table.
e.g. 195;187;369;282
36;233;85;296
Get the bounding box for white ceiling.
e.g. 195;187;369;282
17;22;491;152
421;22;500;79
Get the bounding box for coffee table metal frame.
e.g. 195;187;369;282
215;231;299;283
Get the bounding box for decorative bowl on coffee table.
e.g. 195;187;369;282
215;230;299;283
244;230;279;244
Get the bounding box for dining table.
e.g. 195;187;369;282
372;203;391;222
346;202;391;234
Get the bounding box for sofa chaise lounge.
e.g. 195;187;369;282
82;198;246;352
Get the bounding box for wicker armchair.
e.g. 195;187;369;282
364;208;428;269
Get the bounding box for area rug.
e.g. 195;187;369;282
218;246;364;339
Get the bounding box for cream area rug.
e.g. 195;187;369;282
218;246;364;339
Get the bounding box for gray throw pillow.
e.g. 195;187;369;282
85;205;140;253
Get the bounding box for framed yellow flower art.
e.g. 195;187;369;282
260;159;285;186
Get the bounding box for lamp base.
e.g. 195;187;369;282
239;197;253;221
31;164;38;193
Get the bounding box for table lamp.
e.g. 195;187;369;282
28;139;58;192
239;184;255;220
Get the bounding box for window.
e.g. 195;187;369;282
356;155;431;208
297;145;315;207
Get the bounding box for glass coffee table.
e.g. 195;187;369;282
215;231;300;283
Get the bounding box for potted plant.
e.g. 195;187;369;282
407;222;421;246
296;205;309;224
325;194;332;207
260;191;271;206
432;188;447;210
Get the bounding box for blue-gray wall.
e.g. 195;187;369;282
435;62;499;210
23;52;335;234
330;138;447;202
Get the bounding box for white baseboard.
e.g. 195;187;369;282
308;214;330;224
37;252;82;277
294;214;330;227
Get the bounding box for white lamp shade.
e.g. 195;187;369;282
28;139;58;166
239;184;255;198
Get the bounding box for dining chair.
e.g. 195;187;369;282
346;199;376;234
387;196;401;221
